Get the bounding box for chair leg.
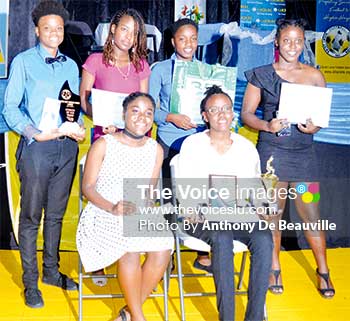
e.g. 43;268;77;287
78;258;83;321
237;251;248;290
78;164;83;321
175;234;186;321
264;303;268;321
163;269;169;321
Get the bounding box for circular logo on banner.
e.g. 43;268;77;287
322;25;350;58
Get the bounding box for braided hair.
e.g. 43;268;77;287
200;85;233;114
275;18;308;40
103;8;147;72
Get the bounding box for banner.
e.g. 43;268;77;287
240;0;286;30
174;0;205;24
316;0;350;83
0;0;9;78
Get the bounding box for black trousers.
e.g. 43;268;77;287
16;137;78;289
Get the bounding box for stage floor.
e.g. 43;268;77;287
0;248;348;321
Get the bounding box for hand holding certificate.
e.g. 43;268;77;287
278;83;333;128
91;88;127;128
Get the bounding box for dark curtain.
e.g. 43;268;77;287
285;0;316;30
60;0;241;62
7;0;318;64
65;0;240;32
8;0;37;62
207;0;240;23
293;142;350;248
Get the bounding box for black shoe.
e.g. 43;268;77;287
316;268;335;299
193;258;213;273
24;288;44;308
268;270;284;295
42;272;78;291
171;253;175;272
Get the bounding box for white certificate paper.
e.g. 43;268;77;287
91;88;127;128
38;97;61;132
278;83;333;128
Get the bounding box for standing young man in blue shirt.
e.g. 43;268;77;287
2;0;85;308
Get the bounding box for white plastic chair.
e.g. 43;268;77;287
169;154;255;321
77;155;170;321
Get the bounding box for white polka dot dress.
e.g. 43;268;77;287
76;134;174;272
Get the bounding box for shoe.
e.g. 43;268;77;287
193;258;213;273
24;288;44;308
171;253;175;272
91;269;107;287
268;270;284;294
42;272;78;291
316;268;335;299
114;305;129;321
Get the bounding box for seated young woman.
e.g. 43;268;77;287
76;92;173;321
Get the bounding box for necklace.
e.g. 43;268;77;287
123;128;145;140
115;57;131;79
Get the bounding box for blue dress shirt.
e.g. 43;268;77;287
149;53;205;151
2;44;79;143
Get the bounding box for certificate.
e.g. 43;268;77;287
91;88;127;128
209;174;237;208
175;82;206;125
206;175;259;223
170;60;237;125
176;78;232;125
38;98;61;132
278;83;333;127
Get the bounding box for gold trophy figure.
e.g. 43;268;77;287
261;156;280;215
261;156;279;189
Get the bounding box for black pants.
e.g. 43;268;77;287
16;137;78;289
187;224;273;321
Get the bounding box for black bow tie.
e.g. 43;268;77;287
45;55;67;64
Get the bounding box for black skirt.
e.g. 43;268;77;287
258;141;319;182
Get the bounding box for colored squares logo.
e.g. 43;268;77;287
296;183;320;203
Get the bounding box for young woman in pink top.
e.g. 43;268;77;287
80;8;150;142
79;8;150;286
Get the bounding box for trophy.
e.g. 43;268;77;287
58;80;82;134
59;80;80;122
261;156;280;215
261;156;279;189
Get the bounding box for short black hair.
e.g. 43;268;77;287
32;0;70;26
275;18;307;40
170;18;198;37
122;92;156;112
200;85;233;114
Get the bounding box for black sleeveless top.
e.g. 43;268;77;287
245;64;313;150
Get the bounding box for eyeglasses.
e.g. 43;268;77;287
205;105;233;115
